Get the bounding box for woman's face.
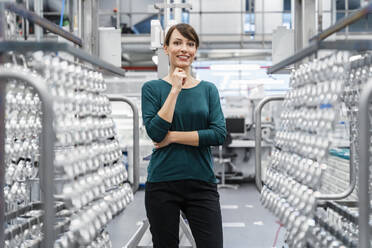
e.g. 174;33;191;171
164;29;197;69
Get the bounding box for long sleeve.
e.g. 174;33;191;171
197;84;227;146
141;82;171;142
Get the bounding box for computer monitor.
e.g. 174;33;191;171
225;117;245;134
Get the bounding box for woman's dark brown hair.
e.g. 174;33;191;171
164;23;199;48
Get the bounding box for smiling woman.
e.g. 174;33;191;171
141;23;226;248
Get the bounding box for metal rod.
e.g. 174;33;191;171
316;119;356;200
310;1;372;42
0;68;56;248
34;0;43;41
0;3;6;246
179;216;196;247
163;0;168;30
254;96;284;192
0;41;126;76
268;40;372;74
25;0;30;38
357;78;372;248
316;162;356;200
124;219;150;248
0;72;5;248
116;0;120;29
68;0;73;33
108;96;140;193
318;0;323;33
78;0;82;39
315;110;357;200
345;0;349;39
5;2;83;46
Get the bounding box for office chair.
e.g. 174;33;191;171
212;133;239;189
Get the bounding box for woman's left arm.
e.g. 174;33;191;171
197;84;227;146
154;131;198;149
154;84;226;148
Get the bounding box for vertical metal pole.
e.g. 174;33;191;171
0;82;4;248
254;96;284;192
318;0;323;32
129;0;132;28
345;0;349;39
92;0;98;56
116;0;120;29
294;0;303;52
331;0;336;26
240;0;244;48
219;146;224;184
25;0;30;38
108;96;140;192
68;0;73;33
34;0;43;41
174;0;182;23
164;0;168;29
199;0;202;35
249;0;252;33
0;4;6;247
261;0;265;47
78;0;82;39
82;0;91;53
83;0;99;56
302;0;316;47
358;79;372;248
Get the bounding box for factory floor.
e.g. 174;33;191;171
107;183;286;248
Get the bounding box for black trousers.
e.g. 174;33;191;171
145;179;223;248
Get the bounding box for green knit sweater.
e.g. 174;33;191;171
141;79;226;183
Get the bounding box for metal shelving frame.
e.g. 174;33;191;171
357;79;372;248
0;1;130;247
108;96;140;193
262;3;372;246
0;41;126;77
0;68;56;248
254;95;284;192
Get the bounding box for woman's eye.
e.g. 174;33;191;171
174;41;180;45
188;42;195;47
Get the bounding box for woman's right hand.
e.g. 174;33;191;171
170;67;187;92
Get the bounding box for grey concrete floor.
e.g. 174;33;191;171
107;183;286;248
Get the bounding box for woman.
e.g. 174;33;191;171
141;23;226;248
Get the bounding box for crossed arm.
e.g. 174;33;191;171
141;82;226;149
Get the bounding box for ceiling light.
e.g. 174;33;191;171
210;64;261;71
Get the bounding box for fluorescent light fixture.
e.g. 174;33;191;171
210;64;261;71
231;79;284;85
211;72;252;76
152;55;158;65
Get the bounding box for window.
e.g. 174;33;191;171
336;0;371;32
284;0;291;11
282;0;291;29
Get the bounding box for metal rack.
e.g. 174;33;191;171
0;68;56;248
254;95;284;192
0;2;132;247
259;4;372;247
108;96;140;193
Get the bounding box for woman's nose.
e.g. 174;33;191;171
180;43;187;51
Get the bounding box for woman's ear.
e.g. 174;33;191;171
163;45;169;55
